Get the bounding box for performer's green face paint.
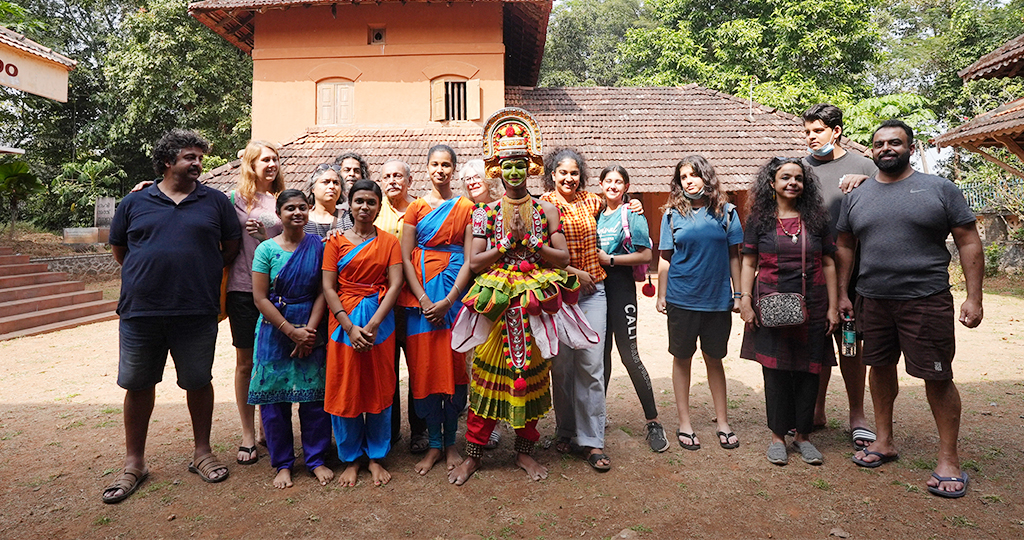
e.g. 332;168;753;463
500;159;528;187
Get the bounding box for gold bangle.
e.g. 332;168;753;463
278;319;289;330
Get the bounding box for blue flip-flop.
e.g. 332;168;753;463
851;449;899;468
928;472;969;498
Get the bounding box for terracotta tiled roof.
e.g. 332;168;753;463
202;84;854;194
0;25;76;69
202;126;487;195
506;85;850;192
933;96;1024;150
188;0;549;86
958;33;1024;81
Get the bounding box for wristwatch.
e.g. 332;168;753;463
610;256;615;267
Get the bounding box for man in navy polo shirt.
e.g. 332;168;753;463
101;129;241;504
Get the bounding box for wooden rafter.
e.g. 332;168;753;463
962;142;1024;180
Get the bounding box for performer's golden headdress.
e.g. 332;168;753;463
482;107;544;179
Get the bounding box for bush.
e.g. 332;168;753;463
984;243;1005;277
30;158;126;232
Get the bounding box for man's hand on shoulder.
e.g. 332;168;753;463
839;174;869;193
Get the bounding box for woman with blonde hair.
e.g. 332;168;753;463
657;155;743;452
460;159;503;204
227;140;286;466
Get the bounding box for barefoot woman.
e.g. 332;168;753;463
323;180;405;487
449;107;595;485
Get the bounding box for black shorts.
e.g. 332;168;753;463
226;291;259;349
666;305;732;360
857;290;955;380
118;315;218;391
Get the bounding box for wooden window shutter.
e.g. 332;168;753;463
431;79;446;122
317;84;335;125
466;79;481;121
336;83;354;124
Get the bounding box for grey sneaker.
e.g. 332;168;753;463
645;421;670;453
793;441;823;465
766;442;788;465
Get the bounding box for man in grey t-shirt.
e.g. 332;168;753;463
802;104;878;450
836;120;983;499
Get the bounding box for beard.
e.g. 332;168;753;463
874;150;912;174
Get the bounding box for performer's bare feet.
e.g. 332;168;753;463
312;465;334;485
368;460;391;486
273;468;293;489
445;445;463;471
516;453;548;481
338;462;359;486
415;448;442;475
448;456;481;485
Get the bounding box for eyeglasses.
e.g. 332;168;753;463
314;163;341;173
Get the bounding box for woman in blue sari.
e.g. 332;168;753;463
401;145;476;476
250;189;333;489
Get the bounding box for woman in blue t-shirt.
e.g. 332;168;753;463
656;155;743;451
595;165;668;453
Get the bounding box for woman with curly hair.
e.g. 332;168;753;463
228;140;286;466
656;155;743;452
738;157;839;466
541;148;639;471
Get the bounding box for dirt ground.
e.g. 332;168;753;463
1;282;1022;540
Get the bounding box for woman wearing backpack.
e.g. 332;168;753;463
657;155;743;452
595;164;667;453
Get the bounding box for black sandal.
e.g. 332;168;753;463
717;431;740;450
237;445;258;465
677;431;700;451
587;452;611;471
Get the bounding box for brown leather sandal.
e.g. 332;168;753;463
188;453;229;483
101;466;149;504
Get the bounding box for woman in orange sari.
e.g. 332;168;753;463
401;144;475;476
322;180;404;487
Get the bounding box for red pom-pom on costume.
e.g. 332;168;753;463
518;261;534;272
514;377;527;391
642;282;656;297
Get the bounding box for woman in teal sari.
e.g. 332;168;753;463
250;189;333;489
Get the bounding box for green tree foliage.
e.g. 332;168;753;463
102;0;252;182
539;0;648;87
30;158;126;231
0;0;251;194
844;93;938;144
872;0;1024;126
615;0;883;111
0;162;43;232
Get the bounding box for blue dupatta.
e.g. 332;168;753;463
414;197;465;324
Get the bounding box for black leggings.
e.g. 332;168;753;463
762;367;819;438
603;266;658;421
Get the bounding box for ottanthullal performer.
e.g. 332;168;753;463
449;107;598;485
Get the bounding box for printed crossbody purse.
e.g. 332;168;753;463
755;222;808;328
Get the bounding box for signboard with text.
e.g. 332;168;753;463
0;45;71;102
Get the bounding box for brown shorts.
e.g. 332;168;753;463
856;290;955;380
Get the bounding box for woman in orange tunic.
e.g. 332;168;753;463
322;180;404;487
401;144;476;476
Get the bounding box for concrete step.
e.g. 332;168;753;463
0;311;119;341
0;281;86;303
0;263;49;277
0;299;118;335
0;272;68;289
0;290;105;318
0;254;30;265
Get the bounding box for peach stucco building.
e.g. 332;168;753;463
190;0;549;143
